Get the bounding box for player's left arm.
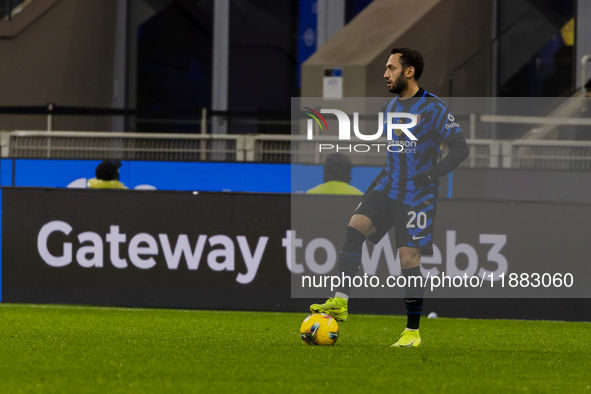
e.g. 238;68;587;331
412;108;469;188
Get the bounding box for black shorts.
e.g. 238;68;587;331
355;190;436;255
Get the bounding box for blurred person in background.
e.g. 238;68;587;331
306;153;363;195
87;160;127;189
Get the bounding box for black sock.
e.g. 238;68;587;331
402;266;424;330
335;226;366;296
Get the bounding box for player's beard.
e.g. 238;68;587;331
389;72;408;95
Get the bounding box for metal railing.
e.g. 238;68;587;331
0;104;291;135
509;140;591;170
6;131;242;161
3;130;591;170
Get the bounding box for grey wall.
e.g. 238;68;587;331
448;167;591;204
0;0;117;131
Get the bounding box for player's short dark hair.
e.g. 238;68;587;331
391;47;424;80
323;153;353;183
585;78;591;92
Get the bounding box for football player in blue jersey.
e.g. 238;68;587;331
310;47;469;347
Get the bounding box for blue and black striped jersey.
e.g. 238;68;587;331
372;88;468;205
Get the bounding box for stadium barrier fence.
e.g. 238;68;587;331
1;187;590;321
3;129;591;170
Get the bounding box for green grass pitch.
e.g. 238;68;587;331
0;304;589;393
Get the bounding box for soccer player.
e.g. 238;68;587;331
310;47;469;347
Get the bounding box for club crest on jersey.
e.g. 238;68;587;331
394;114;420;136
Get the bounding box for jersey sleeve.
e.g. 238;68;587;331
432;103;469;176
434;103;463;142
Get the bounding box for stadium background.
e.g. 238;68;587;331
0;0;590;322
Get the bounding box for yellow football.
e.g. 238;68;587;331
299;313;339;346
